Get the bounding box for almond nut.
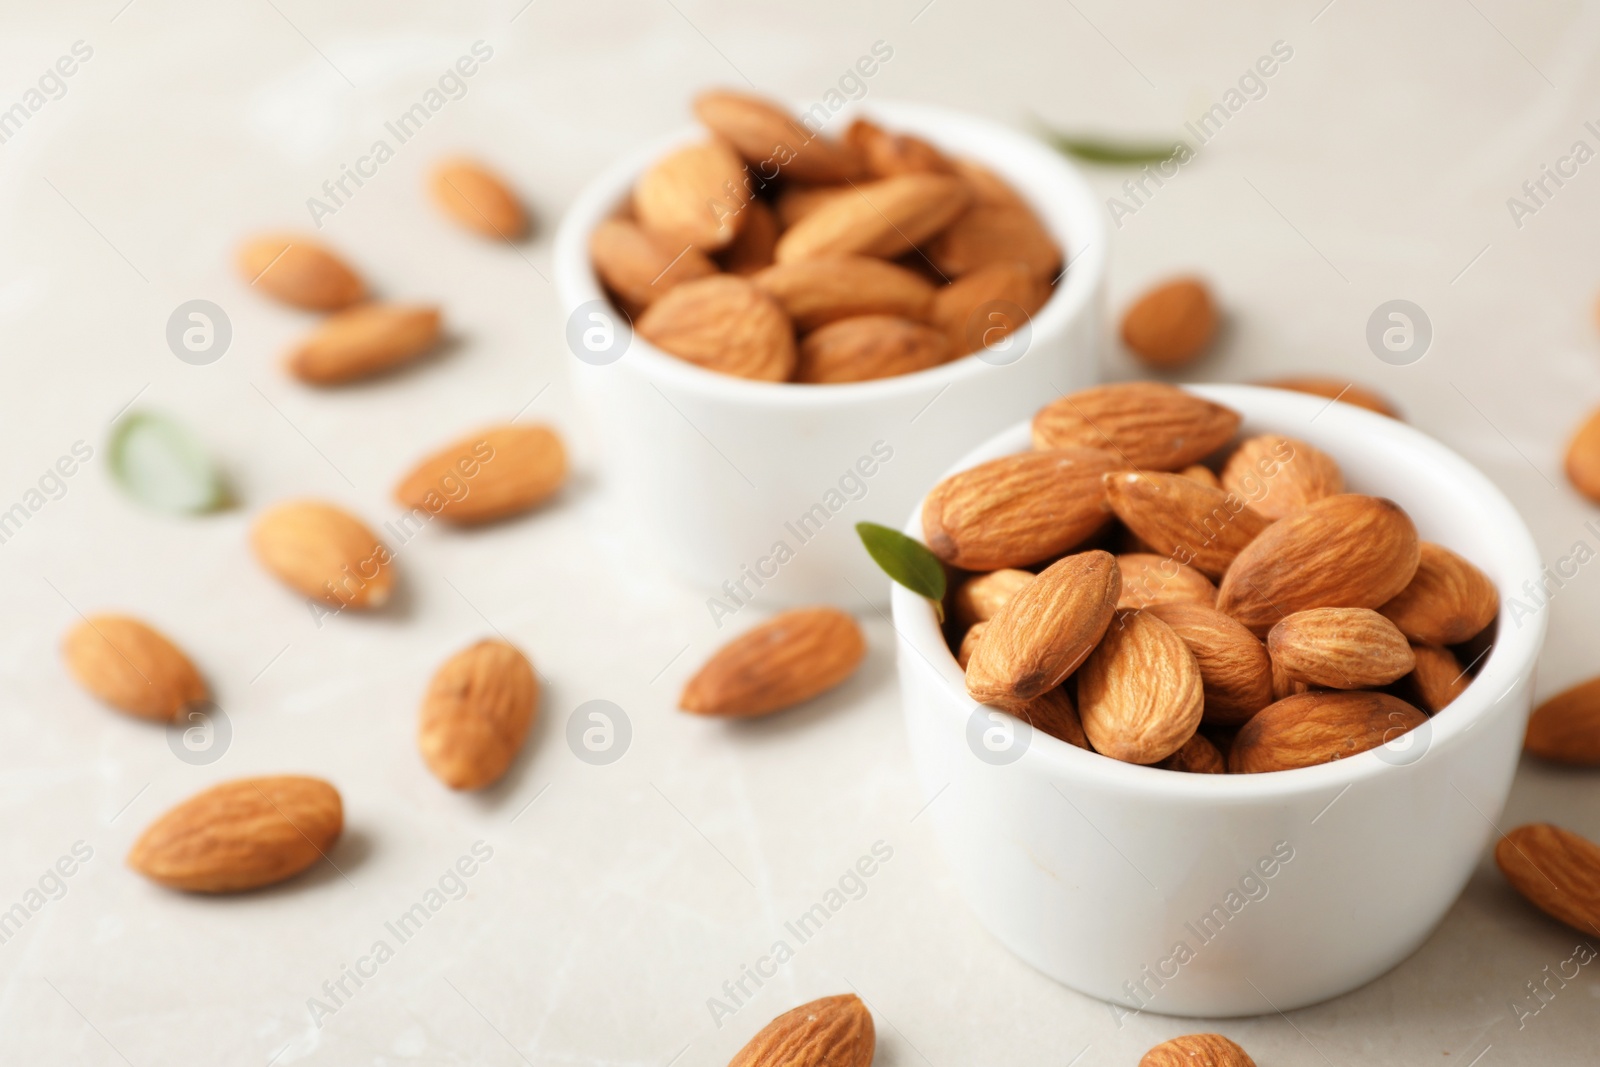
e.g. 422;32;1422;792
1032;383;1241;471
1495;823;1600;936
926;197;1060;280
286;303;442;385
717;200;780;276
1267;607;1416;689
590;217;716;308
729;994;874;1067
237;233;365;311
633;140;750;251
680;607;865;717
418;639;538;790
1120;277;1218;368
1140;1033;1256;1067
774;174;971;263
1156;733;1227;774
957;621;987;669
127;776;342;892
395;424;566;524
753;255;936;330
921;449;1124;570
62;615;207;722
430;158;528;239
931;260;1048;357
845;118;952;177
795;315;948;384
1258;377;1401;420
1115;553;1217;611
1145;601;1273;726
1525;676;1600;765
952;569;1034;627
1014;686;1089;749
1220;434;1344;520
1404;642;1470;715
1377;541;1498;646
694;91;864;184
1229;691;1426;773
1077;609;1204;764
637;275;796;381
1103;470;1272;579
251;500;394;609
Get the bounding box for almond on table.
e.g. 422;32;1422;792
680;607;865;717
237;233;366;311
286;303;442;385
418;639;538;790
429;157;528;239
1495;824;1600;936
1120;276;1218;369
1524;676;1600;765
1140;1033;1256;1067
394;424;566;524
251;500;394;609
728;994;874;1067
62;614;207;722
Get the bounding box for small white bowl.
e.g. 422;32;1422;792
892;384;1545;1017
553;101;1106;610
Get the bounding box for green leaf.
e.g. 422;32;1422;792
108;411;225;514
1039;125;1184;166
856;521;946;612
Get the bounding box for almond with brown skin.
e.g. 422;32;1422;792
1403;642;1470;714
1032;383;1242;471
921;449;1124;570
1115;554;1216;611
430;158;528;239
418;639;538;790
1270;656;1310;702
1180;464;1222;489
754;256;936;330
1221;434;1343;520
729;993;874;1067
395;424;566;524
1267;607;1416;689
680;608;865;717
637;275;796;381
590;217;716;308
62;615;206;722
952;568;1034;627
237;233;365;310
1217;494;1420;636
1567;407;1600;502
1140;1033;1256;1067
957;621;987;669
845;118;952;176
286;303;442;385
1495;824;1600;936
926;196;1060;280
717;200;779;276
1015;686;1088;749
1121;277;1218;368
1378;542;1498;645
1525;677;1600;765
775;184;853;228
1077;610;1204;764
796;315;948;384
1259;377;1401;419
931;260;1049;357
693;91;864;184
1145;601;1273;726
1103;471;1272;579
1157;733;1226;774
1229;691;1426;773
966;550;1120;707
633;140;749;250
252;500;394;609
774;174;971;263
127;776;342;892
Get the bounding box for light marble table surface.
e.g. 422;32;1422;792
2;1;1598;1063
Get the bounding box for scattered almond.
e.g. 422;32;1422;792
753;256;936;330
237;233;365;311
965;550;1120;708
1217;494;1420;636
1103;470;1272;579
633;140;750;250
1077;610;1204;764
680;607;865;717
251;500;394;609
127;776;342;892
953;568;1034;627
1031;383;1242;471
1525;677;1600;765
1221;434;1343;520
590;217;716;308
1260;376;1401;420
429;158;528;239
694;91;863;184
61;615;206;722
1145;601;1273;726
1267;607;1415;689
1404;642;1470;714
637;275;796;381
1121;277;1218;368
796;315;948;384
286;303;442;385
1230;691;1426;773
1378;541;1498;646
1495;824;1600;936
1566;406;1600;502
394;424;566;524
921;449;1124;570
774;173;970;263
1140;1033;1256;1067
1115;553;1217;611
729;994;875;1067
931;260;1048;357
418;639;538;790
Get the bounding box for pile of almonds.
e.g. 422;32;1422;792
591;89;1062;383
926;381;1500;773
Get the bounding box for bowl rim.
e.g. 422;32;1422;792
890;382;1548;800
551;98;1108;409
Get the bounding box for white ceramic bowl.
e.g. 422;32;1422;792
553;101;1106;611
892;384;1545;1017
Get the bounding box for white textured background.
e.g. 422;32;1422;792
2;1;1599;1063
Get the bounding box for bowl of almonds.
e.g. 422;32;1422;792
889;382;1544;1016
553;93;1105;607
